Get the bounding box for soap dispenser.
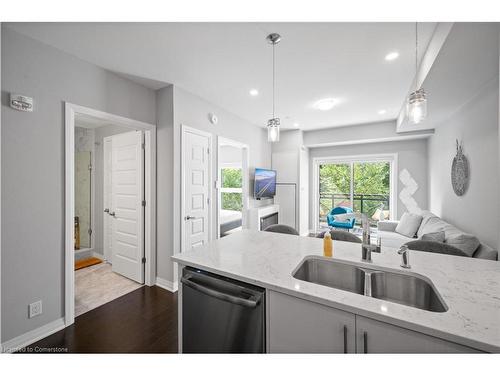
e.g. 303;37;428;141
323;231;333;257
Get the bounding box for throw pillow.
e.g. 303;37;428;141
420;231;445;242
405;240;470;257
395;212;423;238
445;233;480;257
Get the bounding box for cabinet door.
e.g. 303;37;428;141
269;291;355;353
356;316;482;353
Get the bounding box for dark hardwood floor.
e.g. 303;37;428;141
24;286;178;353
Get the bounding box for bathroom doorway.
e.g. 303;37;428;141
65;103;157;326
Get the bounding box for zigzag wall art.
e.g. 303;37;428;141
399;168;422;215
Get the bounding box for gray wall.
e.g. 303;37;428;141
425;23;499;250
1;28;156;342
309;139;429;229
428;79;499;249
155;85;174;284
155;86;271;284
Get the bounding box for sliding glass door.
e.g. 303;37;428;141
319;163;351;227
317;156;394;230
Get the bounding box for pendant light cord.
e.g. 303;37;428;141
272;41;276;119
415;22;418;91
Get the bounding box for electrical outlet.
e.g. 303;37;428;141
29;300;42;318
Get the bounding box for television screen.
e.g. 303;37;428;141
254;168;277;199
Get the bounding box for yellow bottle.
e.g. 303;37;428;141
323;231;333;257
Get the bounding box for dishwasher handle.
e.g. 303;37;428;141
181;275;260;308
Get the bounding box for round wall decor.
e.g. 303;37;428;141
451;139;469;196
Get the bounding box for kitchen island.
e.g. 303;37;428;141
172;230;500;353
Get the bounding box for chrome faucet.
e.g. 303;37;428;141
361;213;371;245
398;245;411;269
360;213;378;261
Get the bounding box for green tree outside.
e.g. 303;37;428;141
221;168;243;211
319;162;390;223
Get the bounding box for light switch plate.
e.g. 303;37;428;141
29;300;42;318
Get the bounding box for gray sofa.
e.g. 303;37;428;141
377;211;498;260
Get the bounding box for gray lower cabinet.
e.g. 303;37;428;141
268;291;356;353
268;291;483;353
355;316;482;353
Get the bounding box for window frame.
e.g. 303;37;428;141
312;153;398;232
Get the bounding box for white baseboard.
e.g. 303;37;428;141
156;277;178;292
1;318;65;353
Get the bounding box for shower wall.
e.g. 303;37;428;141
75;127;95;250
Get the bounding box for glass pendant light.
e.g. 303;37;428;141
266;33;281;142
407;23;427;124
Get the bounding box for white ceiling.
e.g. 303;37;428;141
6;22;437;131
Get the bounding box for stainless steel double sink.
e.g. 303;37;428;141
292;256;447;312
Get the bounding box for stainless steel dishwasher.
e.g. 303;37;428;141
181;267;266;353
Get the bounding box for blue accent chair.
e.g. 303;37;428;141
326;206;356;230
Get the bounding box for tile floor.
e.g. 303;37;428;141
75;262;142;316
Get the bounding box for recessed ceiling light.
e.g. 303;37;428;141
385;51;399;61
249;89;259;96
378;109;387;115
293;123;300;128
313;98;339;111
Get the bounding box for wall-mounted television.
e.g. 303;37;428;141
254;168;277;199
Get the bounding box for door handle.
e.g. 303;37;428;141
104;208;110;213
184;215;197;220
109;211;116;217
343;325;348;353
180;275;260;308
363;331;368;354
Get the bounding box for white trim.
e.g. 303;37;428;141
216;136;250;238
156;277;178;293
312;153;398;232
220;187;243;193
65;102;156;328
220;161;243;169
180;125;213;253
102;135;113;262
1;318;65;353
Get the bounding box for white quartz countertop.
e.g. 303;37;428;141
172;230;500;352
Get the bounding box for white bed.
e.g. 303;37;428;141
220;209;242;235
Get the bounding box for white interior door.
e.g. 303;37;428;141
111;130;144;283
183;128;211;251
103;136;113;262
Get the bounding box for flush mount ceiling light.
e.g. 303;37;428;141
385;51;399;61
406;23;428;124
313;98;338;111
293;123;300;128
249;89;259;96
378;109;387;115
266;33;281;143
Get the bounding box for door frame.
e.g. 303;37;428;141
102;136;113;262
180;124;213;253
216;136;250;238
312;153;398;232
65;102;157;327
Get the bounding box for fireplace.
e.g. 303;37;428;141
260;212;278;231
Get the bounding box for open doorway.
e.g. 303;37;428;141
217;137;249;238
65;103;156;326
